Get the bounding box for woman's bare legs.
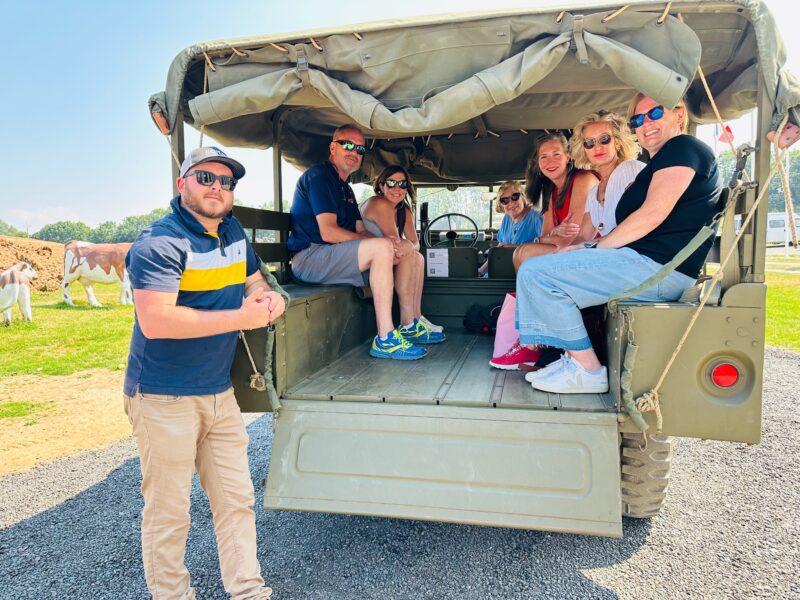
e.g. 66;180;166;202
393;239;418;326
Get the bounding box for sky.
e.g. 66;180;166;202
3;0;799;233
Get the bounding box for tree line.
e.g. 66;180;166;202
17;207;173;244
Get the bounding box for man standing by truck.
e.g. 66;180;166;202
123;146;281;599
288;124;432;360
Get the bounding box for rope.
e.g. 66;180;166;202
201;51;216;72
602;5;630;23
239;331;268;392
778;161;799;246
555;11;565;23
657;2;672;24
631;116;791;432
230;46;247;57
199;61;209;147
269;42;288;53
353;32;363;41
165;135;181;169
309;37;323;51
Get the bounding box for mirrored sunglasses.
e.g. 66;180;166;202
185;170;237;191
334;139;367;156
583;133;613;149
629;105;665;129
499;192;521;205
382;179;408;189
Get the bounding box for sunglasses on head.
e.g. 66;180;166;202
382;179;408;189
334;139;367;156
629;105;665;130
583;133;613;150
184;170;237;191
499;192;521;205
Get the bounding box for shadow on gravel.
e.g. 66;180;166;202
0;415;649;600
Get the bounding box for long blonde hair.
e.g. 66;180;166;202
569;111;640;170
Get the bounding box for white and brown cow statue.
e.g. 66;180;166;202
61;241;133;307
1;262;38;325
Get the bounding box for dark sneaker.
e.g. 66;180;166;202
397;319;446;345
370;329;427;360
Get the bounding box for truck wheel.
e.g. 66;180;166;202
620;432;673;518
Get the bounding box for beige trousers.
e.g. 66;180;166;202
124;388;272;600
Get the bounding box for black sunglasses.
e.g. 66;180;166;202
382;179;408;189
499;192;521;205
629;105;665;130
583;133;613;149
184;170;237;191
334;139;367;156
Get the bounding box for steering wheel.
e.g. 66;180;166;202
423;213;479;248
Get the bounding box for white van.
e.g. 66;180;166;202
767;212;800;245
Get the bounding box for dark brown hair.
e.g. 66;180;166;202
373;165;416;238
524;132;575;213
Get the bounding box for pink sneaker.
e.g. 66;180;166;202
489;341;542;370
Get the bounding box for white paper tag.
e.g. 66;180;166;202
426;249;449;277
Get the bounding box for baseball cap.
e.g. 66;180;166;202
179;146;246;179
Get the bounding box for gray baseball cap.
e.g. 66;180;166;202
179;146;246;179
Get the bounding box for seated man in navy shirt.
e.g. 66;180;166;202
288;124;433;360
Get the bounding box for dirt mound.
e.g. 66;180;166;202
0;236;65;292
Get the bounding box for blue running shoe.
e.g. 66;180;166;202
397;318;446;345
370;329;427;360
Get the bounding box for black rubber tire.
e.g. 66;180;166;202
620;432;673;518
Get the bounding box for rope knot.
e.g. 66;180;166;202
250;372;267;392
635;389;663;432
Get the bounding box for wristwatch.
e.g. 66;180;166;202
583;241;599;249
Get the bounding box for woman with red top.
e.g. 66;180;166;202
512;132;598;271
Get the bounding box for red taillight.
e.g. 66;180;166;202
711;363;739;388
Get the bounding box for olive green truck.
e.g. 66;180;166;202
149;1;799;537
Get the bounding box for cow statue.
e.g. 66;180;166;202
1;261;38;325
61;240;133;307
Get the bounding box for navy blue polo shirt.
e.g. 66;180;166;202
123;196;260;396
287;161;361;252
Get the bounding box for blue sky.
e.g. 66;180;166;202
3;0;798;233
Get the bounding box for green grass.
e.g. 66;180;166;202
0;283;134;376
765;270;800;350
0;400;53;422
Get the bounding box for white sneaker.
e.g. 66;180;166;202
530;357;608;394
419;315;444;333
524;354;569;383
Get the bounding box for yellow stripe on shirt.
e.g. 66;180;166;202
179;261;246;292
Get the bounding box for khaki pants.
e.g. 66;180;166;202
124;388;272;600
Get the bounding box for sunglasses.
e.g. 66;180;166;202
334;139;367;156
499;192;521;205
184;170;237;191
382;179;408;189
583;133;613;149
629;105;665;130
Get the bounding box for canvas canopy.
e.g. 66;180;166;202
150;0;800;184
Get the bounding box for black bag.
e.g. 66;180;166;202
463;302;503;335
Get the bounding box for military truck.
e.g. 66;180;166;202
149;1;799;537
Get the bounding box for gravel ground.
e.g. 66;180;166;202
1;347;798;600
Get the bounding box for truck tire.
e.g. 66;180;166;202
620;432;673;518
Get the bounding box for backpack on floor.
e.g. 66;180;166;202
463;302;503;335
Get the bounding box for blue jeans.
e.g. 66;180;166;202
516;248;696;351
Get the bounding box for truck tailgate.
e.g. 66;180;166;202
265;400;622;537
